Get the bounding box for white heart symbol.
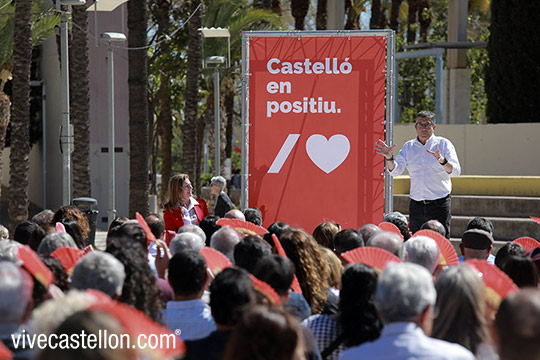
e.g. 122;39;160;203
306;134;350;174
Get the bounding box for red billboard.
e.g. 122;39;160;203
245;32;389;232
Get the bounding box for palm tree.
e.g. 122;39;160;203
370;0;382;28
70;4;91;198
316;0;327;29
0;0;58;218
128;0;150;217
389;0;402;31
9;0;32;232
291;0;309;29
183;0;202;190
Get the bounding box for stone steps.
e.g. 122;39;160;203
393;194;540;242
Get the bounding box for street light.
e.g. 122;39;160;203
199;27;230;176
101;31;127;225
56;0;86;206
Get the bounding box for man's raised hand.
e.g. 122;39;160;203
375;139;396;160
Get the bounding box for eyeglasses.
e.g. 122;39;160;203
415;122;433;129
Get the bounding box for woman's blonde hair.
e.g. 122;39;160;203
432;265;490;354
319;246;343;288
164;174;190;210
280;229;330;314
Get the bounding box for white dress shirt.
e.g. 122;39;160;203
339;322;474;360
180;197;201;225
389;135;461;201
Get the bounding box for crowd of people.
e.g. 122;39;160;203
0;171;539;360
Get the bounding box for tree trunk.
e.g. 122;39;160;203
157;80;172;206
70;4;91;198
0;92;10;204
345;0;360;30
128;0;150;217
407;0;418;44
418;0;431;43
291;0;309;30
370;0;382;29
9;0;32;233
316;0;327;30
390;0;402;31
183;0;202;183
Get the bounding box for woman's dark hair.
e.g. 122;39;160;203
263;222;291;249
107;221;147;250
41;256;70;292
107;217;130;235
223;306;302;360
106;239;163;321
13;221;38;245
199;215;221;246
501;255;539;288
59;218;85;249
209;268;255;326
29;225;54;251
495;243;527;270
339;263;383;347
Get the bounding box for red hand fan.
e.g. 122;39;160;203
89;297;184;358
136;212;157;246
531;216;540;226
82;245;94;255
378;222;404;239
51;247;84;274
341;246;402;272
216;218;268;236
512;237;540;251
200;247;232;276
17;246;54;288
465;259;518;309
271;234;302;294
248;274;282;306
413;229;459;266
0;340;12;360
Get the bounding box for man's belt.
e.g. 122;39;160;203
412;194;450;205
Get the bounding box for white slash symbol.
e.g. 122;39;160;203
267;134;300;173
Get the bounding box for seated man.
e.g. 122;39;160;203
71;252;126;299
420;219;447;238
405;236;440;274
340;263;474;360
253;255;311;320
184;268;255;360
496;288;540;360
233;235;272;274
459;228;495;264
210;226;241;263
367;231;408;261
162;251;215;340
0;261;34;360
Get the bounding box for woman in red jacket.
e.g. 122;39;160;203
163;174;209;244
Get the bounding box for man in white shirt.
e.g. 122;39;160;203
339;263;474;360
375;110;461;238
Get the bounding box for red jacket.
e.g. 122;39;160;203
163;198;209;244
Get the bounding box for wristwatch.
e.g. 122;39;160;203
439;157;448;165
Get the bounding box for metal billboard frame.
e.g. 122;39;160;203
241;30;396;215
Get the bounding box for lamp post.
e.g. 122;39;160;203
199;27;230;176
57;0;86;206
101;32;127;225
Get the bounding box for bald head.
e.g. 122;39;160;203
224;209;245;221
367;231;407;261
358;224;382;244
496;289;540;360
420;220;446;238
